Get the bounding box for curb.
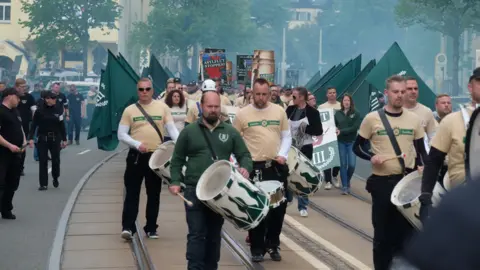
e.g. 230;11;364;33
47;149;125;270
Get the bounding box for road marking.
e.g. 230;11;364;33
77;149;91;155
48;167;52;174
284;214;372;270
280;233;331;269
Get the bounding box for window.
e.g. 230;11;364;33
0;0;10;22
295;12;312;21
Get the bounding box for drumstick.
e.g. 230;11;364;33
160;178;194;206
177;193;194;206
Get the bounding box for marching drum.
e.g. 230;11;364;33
148;141;176;182
286;146;324;197
196;160;270;231
391;171;446;230
255;181;285;208
465;107;480;181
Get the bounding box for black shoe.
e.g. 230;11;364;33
251;254;264;262
75;140;80;145
38;186;48;191
53;178;59;188
2;212;16;220
20;171;24;176
268;247;282;261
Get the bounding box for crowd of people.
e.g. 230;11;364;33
1;64;477;269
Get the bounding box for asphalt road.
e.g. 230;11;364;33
0;133;114;270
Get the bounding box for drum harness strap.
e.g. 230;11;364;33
378;109;406;175
134;103;164;164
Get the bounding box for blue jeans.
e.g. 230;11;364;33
338;141;356;191
68;114;81;141
298;196;309;211
184;187;224;270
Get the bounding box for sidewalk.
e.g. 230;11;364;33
61;152;136;270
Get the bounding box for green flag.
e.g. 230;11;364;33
351;81;375;117
149;54;170;95
118;53;139;80
339;59;376;98
314;55;361;103
164;66;174;78
310;64;344;94
364;42;436;110
305;69;323;90
87;51;139;151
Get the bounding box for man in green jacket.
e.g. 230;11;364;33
169;91;252;270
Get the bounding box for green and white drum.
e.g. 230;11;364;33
148;141;176;183
196;160;270;231
255;180;285;208
286;146;324;197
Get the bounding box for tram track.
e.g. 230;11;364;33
221;228;265;270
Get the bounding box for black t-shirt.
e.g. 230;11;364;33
67;92;84;115
53;92;68;115
17;93;35;124
0;104;24;149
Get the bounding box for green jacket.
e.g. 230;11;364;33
334;109;361;142
170;119;253;187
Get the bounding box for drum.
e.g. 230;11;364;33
148;141;175;182
465;107;480;181
255;181;285;208
196;160;270;231
286;146;324;197
391;171;446;230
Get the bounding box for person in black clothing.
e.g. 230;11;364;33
353;75;428;270
0;88;26;219
286;87;323;217
15;78;36;176
28;91;67;190
66;85;85;145
51;82;69;137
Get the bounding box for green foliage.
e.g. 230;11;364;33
132;0;292;58
394;0;480;37
20;0;122;74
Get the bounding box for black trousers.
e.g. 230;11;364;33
324;166;340;183
37;135;61;187
184;186;224;270
122;149;162;234
366;172;414;270
248;161;288;255
0;150;22;214
68;113;82;141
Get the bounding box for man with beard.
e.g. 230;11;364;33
233;78;292;262
169;91;252;269
280;86;293;105
185;79;230;125
270;84;286;108
419;68;480;220
353;75;427;270
235;86;252;108
433;94;452;123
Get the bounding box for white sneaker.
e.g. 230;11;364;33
325;182;332;190
333;176;341;188
121;230;133;241
300;210;308;217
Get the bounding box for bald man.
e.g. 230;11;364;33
169;91;252;269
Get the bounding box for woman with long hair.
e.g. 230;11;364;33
164;89;188;141
334;94;361;194
286;87;323;217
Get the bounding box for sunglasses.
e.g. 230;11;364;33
138;87;152;92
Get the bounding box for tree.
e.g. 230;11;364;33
20;0;122;77
395;0;480;95
131;0;293;80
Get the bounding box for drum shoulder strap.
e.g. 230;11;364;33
377;109;405;174
135;103;164;143
198;124;218;161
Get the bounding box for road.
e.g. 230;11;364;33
0;133;113;270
